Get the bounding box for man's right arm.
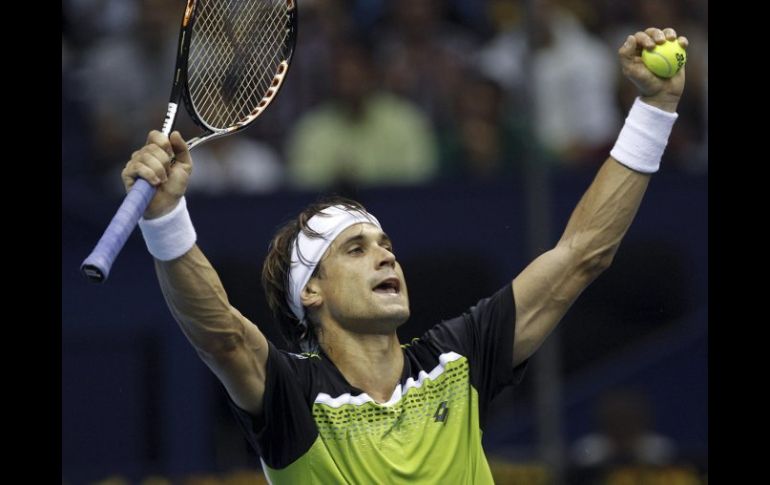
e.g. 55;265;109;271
124;129;268;417
155;245;268;416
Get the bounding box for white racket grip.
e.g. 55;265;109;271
162;102;179;135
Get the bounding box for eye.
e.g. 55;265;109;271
348;246;363;254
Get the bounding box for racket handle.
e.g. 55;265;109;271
80;179;157;283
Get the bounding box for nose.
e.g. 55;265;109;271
376;245;396;269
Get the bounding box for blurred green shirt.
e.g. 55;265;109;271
287;92;438;188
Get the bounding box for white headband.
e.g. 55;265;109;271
287;205;381;321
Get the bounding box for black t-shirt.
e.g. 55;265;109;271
229;284;528;483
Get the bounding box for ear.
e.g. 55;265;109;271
300;279;323;310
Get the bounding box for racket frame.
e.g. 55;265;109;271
80;0;297;283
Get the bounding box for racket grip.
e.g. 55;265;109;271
80;179;157;283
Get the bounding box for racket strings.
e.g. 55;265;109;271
188;0;288;129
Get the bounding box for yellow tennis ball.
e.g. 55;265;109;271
641;40;687;78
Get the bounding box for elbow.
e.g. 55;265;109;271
202;331;242;354
195;332;244;365
561;232;619;280
176;310;248;357
577;246;616;280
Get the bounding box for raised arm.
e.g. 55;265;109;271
511;27;687;367
123;130;268;415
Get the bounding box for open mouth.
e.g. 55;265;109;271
373;277;401;294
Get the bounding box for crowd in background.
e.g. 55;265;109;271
62;0;707;198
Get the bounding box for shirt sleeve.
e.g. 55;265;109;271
226;340;319;469
421;284;528;426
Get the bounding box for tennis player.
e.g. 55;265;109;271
122;27;688;483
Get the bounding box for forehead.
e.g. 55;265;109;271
330;223;385;247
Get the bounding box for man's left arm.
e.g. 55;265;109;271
511;27;688;367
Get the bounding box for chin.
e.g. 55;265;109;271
390;307;410;326
367;305;410;332
382;295;409;316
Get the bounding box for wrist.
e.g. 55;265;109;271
610;97;678;174
143;198;182;220
138;196;197;261
639;93;680;113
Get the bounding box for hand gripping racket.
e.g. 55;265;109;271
81;0;297;283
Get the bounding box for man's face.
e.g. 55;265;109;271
309;223;410;333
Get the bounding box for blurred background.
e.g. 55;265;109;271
62;0;707;483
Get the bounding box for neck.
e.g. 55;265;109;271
320;327;403;404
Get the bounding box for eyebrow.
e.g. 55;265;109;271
338;232;392;249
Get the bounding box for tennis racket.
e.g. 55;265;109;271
81;0;297;283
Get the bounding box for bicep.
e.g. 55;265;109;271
511;245;598;366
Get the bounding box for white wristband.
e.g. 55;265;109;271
138;196;197;261
610;97;678;174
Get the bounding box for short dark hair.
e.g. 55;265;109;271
261;196;370;352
